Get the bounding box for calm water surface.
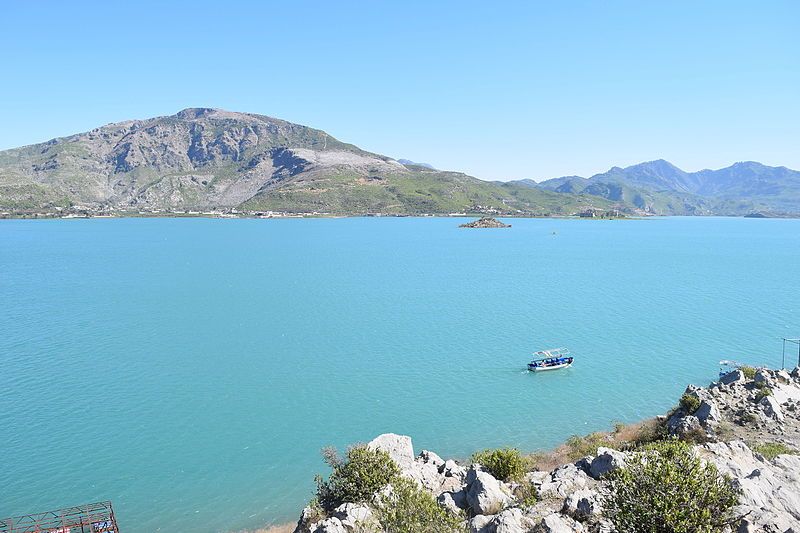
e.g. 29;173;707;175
1;217;799;532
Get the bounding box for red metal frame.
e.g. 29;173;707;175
0;501;119;533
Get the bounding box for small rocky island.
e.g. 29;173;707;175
459;217;511;228
293;366;800;533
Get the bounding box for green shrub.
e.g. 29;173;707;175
755;386;772;402
375;476;466;533
302;498;326;525
751;441;798;460
679;393;700;414
565;432;608;460
677;427;710;445
740;412;758;424
315;445;401;511
740;366;756;379
606;439;739;533
514;482;539;507
470;447;526;482
715;422;735;441
630;420;668;447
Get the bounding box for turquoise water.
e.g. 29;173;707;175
1;217;799;532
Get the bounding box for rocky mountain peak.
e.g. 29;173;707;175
175;107;223;120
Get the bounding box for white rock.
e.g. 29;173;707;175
754;369;774;387
470;514;494;533
332;503;372;529
538;513;584;532
405;459;446;493
466;468;512;515
695;399;722;426
437;489;468;515
488;507;537;533
720;369;744;385
443;459;468;480
668;414;702;436
540;463;589;497
700;441;800;532
310;517;347;533
367;433;414;468
588;447;627;479
760;395;785;422
562;488;602;519
419;449;445;468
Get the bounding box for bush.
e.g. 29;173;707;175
470;447;526;482
740;366;756;379
514;482;539;507
740;412;758;424
629;419;668;447
564;432;607;461
751;441;798;460
375;476;466;533
606;439;739;533
315;445;401;511
679;393;700;414
755;386;772;402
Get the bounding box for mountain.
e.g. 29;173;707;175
3;111;797;217
533;159;800;215
397;159;436;170
0;108;610;217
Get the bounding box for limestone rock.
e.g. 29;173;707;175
562;488;602;519
437;489;468;515
701;441;800;532
754;369;774;387
537;513;584;532
470;514;494;533
443;459;468;481
419;449;445;468
405;458;446;493
487;507;537;533
720;369;745;385
309;517;347;533
539;463;589;498
760;395;785;422
367;433;414;468
588;447;627;479
696;399;722;426
667;413;702;437
466;468;512;515
332;503;373;529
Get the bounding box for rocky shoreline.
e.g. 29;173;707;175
293;367;800;533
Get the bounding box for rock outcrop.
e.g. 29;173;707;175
295;367;800;533
459;217;511;228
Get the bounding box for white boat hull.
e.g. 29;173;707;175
530;361;572;372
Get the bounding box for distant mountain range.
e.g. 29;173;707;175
517;159;800;216
0;108;607;217
0;108;797;217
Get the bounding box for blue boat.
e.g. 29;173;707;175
528;348;573;372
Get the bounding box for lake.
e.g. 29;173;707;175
1;216;798;532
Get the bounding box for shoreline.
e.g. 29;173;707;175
6;212;796;221
0;211;638;220
287;366;800;532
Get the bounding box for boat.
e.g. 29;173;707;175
528;348;573;372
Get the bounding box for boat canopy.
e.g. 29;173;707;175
533;347;571;360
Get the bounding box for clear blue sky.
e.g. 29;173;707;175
1;1;798;180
